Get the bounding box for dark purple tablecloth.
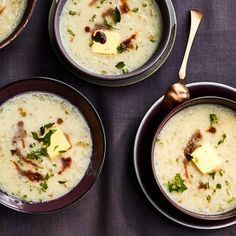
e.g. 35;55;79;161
1;0;236;235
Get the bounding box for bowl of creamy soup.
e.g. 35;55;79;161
49;0;177;86
0;77;106;213
152;97;236;220
0;0;36;49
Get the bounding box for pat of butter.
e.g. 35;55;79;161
191;144;221;174
47;126;71;159
92;30;120;55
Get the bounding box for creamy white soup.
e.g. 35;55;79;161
0;0;27;43
154;104;236;215
59;0;162;75
0;92;92;203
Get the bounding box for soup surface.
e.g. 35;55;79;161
59;0;162;75
0;0;27;43
0;92;92;203
154;104;236;214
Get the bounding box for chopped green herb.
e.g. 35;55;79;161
225;180;229;186
122;68;129;74
209;114;218;126
90;14;96;22
115;61;125;69
117;43;127;54
104;18;114;29
216;183;222;189
69;10;77;15
27;147;48;160
45;170;54;180
58;150;67;154
22;195;27;200
167;173;187;193
29;143;36;148
142;3;147;7
218;133;226;145
53;145;59;151
40;181;48;192
67;28;75;37
40;123;55;136
112;7;121;23
132;8;139;13
58;181;68;184
219;170;224;176
204;182;210;189
209;171;216;180
150;39;157;43
228;197;236;204
206;195;211;202
101;0;105;4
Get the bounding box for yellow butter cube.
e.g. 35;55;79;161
47;126;71;159
92;30;120;55
191;144;221;174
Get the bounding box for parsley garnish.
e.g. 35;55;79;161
90;14;96;22
218;133;226;145
132;8;139;13
27;147;48;160
67;28;75;37
216;183;222;189
209;114;218;126
40;123;54;136
167;173;187;193
112;7;121;23
206;195;211;202
209;171;216;179
117;43;127;54
40;181;48;192
69;10;77;16
58;181;68;184
115;61;125;69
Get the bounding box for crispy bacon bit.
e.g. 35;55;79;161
89;0;98;6
207;127;216;134
13;162;43;182
198;182;205;189
11;148;39;168
0;6;5;14
102;8;114;17
57;118;64;125
184;130;202;157
183;159;189;180
12;121;27;148
58;157;72;175
120;0;130;13
122;33;137;49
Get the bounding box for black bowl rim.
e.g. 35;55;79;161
0;77;106;214
48;0;177;86
0;0;37;49
151;96;236;221
134;81;236;229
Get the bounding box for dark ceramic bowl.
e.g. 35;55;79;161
48;0;177;87
0;0;37;49
0;77;106;213
151;96;236;221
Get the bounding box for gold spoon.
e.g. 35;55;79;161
162;10;203;112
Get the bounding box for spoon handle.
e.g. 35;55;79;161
178;10;203;80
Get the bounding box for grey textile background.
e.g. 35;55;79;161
0;0;236;235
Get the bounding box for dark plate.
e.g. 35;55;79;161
48;0;177;87
0;77;106;213
0;0;37;49
134;82;236;229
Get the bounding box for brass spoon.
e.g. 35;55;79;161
162;10;203;112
